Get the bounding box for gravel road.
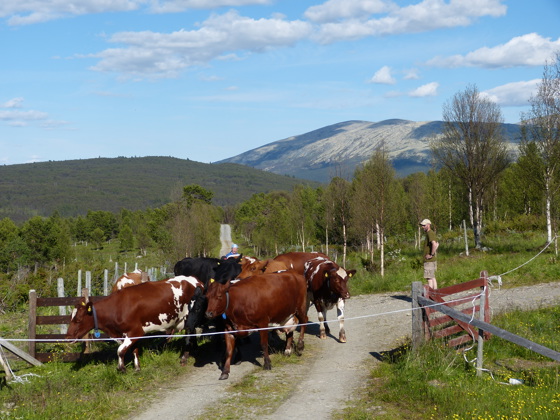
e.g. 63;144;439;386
130;280;560;420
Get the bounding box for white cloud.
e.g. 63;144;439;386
481;79;540;106
150;0;271;14
304;0;394;23
1;0;141;25
369;65;396;84
90;10;312;78
403;68;420;80
313;0;506;44
0;109;49;126
409;82;438;97
1;97;24;108
427;33;560;68
0;0;271;25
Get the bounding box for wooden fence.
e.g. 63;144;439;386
412;271;491;349
28;288;108;363
412;272;560;365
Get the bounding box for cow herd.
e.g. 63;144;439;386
66;251;356;380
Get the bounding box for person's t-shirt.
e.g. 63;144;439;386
423;230;437;262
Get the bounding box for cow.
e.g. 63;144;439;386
66;276;203;372
205;271;308;380
173;257;222;285
237;258;288;280
184;256;242;335
111;269;150;293
273;252;329;274
304;256;356;343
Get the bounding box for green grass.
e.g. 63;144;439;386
336;306;560;419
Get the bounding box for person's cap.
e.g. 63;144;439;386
419;219;431;226
232;244;238;248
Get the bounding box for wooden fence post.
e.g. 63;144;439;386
77;269;82;297
411;281;425;351
85;271;91;293
28;290;37;357
57;278;67;334
463;219;469;256
476;287;486;376
103;269;109;296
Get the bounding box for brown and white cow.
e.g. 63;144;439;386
273;252;329;274
237;258;288;279
66;275;203;372
304;256;355;343
111;269;150;293
205;271;308;380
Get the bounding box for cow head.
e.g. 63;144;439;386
66;298;95;341
237;259;265;280
205;280;231;319
324;265;354;300
185;286;207;332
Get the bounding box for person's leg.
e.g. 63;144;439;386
428;277;437;289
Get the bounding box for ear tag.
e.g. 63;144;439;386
210;279;215;283
222;313;227;319
87;306;92;313
349;273;353;277
94;331;101;338
81;302;86;306
325;273;329;278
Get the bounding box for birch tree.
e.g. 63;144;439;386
520;53;560;243
432;84;510;248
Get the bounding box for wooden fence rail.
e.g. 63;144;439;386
28;289;108;363
412;273;560;363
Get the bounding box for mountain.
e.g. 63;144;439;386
218;119;522;182
0;157;319;223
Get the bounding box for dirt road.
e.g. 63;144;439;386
131;281;560;420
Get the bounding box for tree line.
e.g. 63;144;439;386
1;54;559;310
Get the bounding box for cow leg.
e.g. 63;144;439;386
337;298;346;343
284;330;294;356
117;335;133;372
295;314;306;356
132;347;141;371
315;302;328;339
260;330;272;370
219;333;235;380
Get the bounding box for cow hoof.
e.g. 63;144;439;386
339;337;347;343
219;373;229;380
320;333;327;340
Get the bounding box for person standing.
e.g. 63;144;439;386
420;219;439;289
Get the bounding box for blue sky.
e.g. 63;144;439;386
1;0;559;165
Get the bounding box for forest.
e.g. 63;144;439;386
0;55;559;313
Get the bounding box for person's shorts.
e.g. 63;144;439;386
424;262;437;279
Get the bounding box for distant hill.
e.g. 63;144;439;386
218;119;522;182
0;157;320;223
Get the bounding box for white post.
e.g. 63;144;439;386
476;290;486;376
463;219;469;256
77;269;82;297
103;269;109;296
86;271;92;293
57;278;67;334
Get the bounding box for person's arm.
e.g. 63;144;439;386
428;240;439;258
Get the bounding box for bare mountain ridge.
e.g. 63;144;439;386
219;119;522;182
